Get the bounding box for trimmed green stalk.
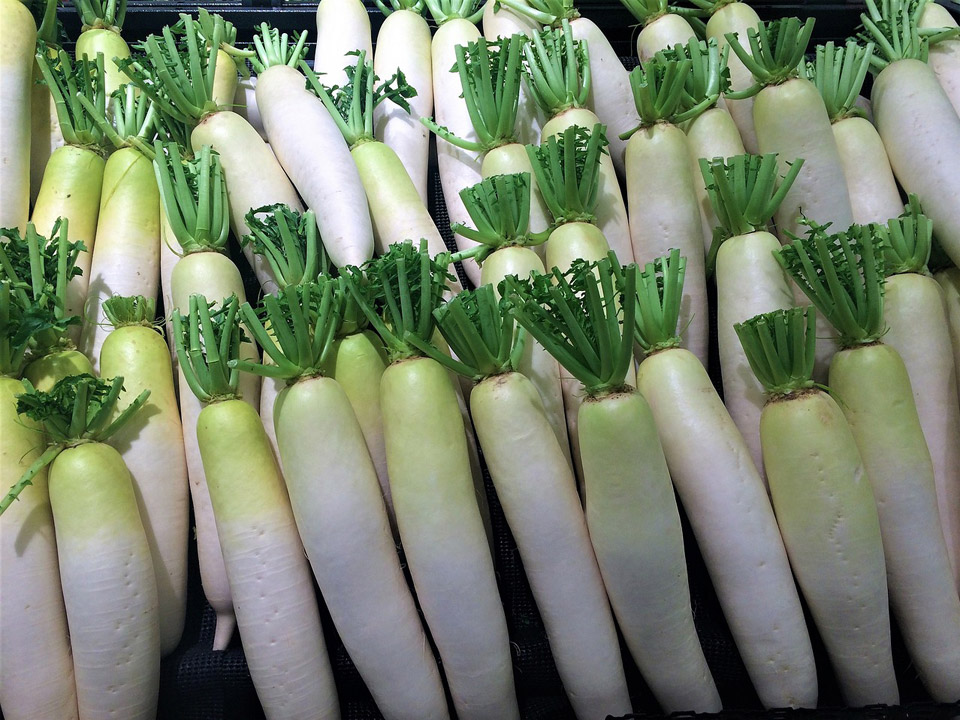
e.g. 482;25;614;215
74;0;131;95
28;0;60;211
0;0;36;232
735;307;898;706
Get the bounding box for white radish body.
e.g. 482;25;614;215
233;76;267;140
936;267;960;410
636;13;696;60
920;3;960;117
882;273;960;591
374;8;433;206
832;116;903;225
636;348;818;709
75;28;130;96
872;58;960;268
707;2;762;153
256;66;374;268
314;0;372;89
275;376;449;719
0;0;35;232
0;378;78;720
212;49;238;110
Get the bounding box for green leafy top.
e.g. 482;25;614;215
858;0;956;69
0;374;150;515
242;205;327;289
250;23;308;73
495;0;579;27
174;294;245;403
0;283;61;377
805;41;875;121
103;295;158;329
28;0;65;48
304;51;416;149
725;17;816;96
75;0;125;31
618;0;671;27
422;0;484;24
423;35;525;153
879;195;930;275
622;54;718;136
153;142;231;256
526;123;607;226
523;21;591;118
659;37;730;110
36;49;108;150
506;255;638;395
671;0;738;16
776;221;886;347
735;306;817;397
341;240;455;362
628;248;687;353
375;0;425;15
78;83;157;157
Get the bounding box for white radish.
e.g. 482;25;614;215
936;266;960;410
919;2;960;116
74;0;131;95
314;0;373;88
0;0;36;233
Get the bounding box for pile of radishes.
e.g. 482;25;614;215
2;0;960;717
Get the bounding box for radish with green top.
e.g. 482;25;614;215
252;24;374;269
99;295;189;655
632;248;817;708
0;285;78;720
699;153;802;481
3;375;159;720
508;258;721;713
374;0;434;205
619;0;697;60
874;200;960;590
175;295;339;719
776;220;960;701
919;1;960;116
233;279;450;720
621;55;716;367
805;41;903;225
343;241;520;720
78;86;161;368
0;0;36;232
734;307;898;706
74;0;131;95
313;0;373;89
482;0;538;41
193;10;254;109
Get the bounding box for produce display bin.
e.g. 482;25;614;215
29;1;960;719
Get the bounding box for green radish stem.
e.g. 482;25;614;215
28;0;63;211
735;307;898;705
74;0;131;95
618;0;697;61
0;0;36;233
776;219;960;701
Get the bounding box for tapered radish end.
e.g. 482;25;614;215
212;611;237;651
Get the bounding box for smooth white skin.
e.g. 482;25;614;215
256;65;374;268
314;0;372;89
433;19;485;286
936;267;960;411
374;9;433;206
275;376;449;720
480;143;551;236
570;17;639;175
213;49;239;110
685;107;746;255
636;13;696;61
920;3;960;117
882;273;960;592
198;400;339;720
30;65;63;208
381;357;520;720
626;123;709;367
715;230;795;483
0;0;35;232
75;28;130;97
471;374;632;719
578;390;721;713
100;325;190;657
829;343;960;701
872;59;960;267
832;116;903;225
80;147;161;368
0;378;78;720
542;108;634;266
50;444;160;720
191;110;302;294
159;210;180;372
707;2;762;153
761;390;899;706
233;75;267;140
636;348;818;709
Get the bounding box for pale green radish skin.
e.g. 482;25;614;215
471;373;632;719
872;59;960;267
31;144;106;323
882;274;960;591
49;442;160;720
625;123;709;366
831;117;903;225
256;65;374;268
374;9;433;206
936;267;960;410
0;378;78;720
0;0;35;232
191;111;302;294
433;19;486;285
24;350;94;392
75;29;130;96
761;389;898;706
197;399;339;720
715;231;795;481
542;108;634;266
636;347;818;708
273;376;449;719
233;76;266;140
212;49;238;109
686;107;746;254
480;143;550;235
30;71;63;208
100;325;190;655
80;148;161;368
579;389;721;713
636;13;697;61
380;356;520;720
707;2;762;153
919;3;960;117
314;0;372;89
829;344;960;700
